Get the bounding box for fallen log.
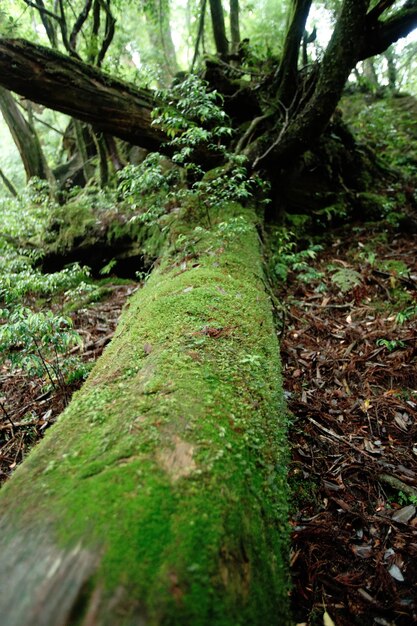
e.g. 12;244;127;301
0;201;289;625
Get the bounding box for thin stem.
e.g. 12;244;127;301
0;399;15;430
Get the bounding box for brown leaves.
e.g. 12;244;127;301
0;283;134;485
282;231;417;625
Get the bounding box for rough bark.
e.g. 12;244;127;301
0;87;51;181
252;0;371;168
0;39;164;151
360;0;417;59
0;201;290;626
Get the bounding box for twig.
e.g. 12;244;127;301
308;417;375;459
0;399;15;430
252;98;296;169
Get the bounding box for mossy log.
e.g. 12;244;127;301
0;202;289;626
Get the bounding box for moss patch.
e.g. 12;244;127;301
0;201;290;625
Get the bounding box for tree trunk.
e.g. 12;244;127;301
0;201;290;626
230;0;240;54
0;39;164;151
0;166;18;196
209;0;229;57
141;0;180;87
252;0;371;169
0;87;51;181
275;0;312;107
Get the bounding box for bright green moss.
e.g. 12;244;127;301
0;201;290;625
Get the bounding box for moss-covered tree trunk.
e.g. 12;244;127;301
0;201;289;626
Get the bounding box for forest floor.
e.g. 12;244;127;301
0;221;416;625
281;225;417;626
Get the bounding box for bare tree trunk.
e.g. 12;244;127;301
191;0;207;70
363;58;380;90
384;47;397;91
0;39;164;150
230;0;240;54
275;0;312;107
140;0;179;87
0;166;18;196
209;0;229;57
0;87;52;181
252;0;371;168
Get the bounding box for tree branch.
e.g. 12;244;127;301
24;0;58;47
366;0;396;21
275;0;313;106
361;1;417;59
208;0;229;57
191;0;207;71
96;0;116;67
22;0;61;23
69;0;93;51
252;0;371;168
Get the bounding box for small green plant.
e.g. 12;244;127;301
270;228;323;284
151;75;265;213
152;74;232;167
376;338;406;352
0;254;91;305
216;216;252;240
0;307;83;400
329;267;362;293
398;491;417;507
396;304;417;325
118;153;180;226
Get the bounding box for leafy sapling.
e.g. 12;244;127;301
0;307;83;402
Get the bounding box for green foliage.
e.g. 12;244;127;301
329;267;363;293
396;304;417;325
122;76;267;227
270;228;323;284
0;307;84;392
376;338;406;352
398;491;417;507
216;216;252;240
0;253;90;305
118;152;179;225
152;75;231;154
346;96;417;179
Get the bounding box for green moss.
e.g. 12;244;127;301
45;201;97;251
0;201;290;624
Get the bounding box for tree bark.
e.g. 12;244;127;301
0;87;52;181
0;201;290;626
209;0;229;57
275;0;312;107
0;38;165;151
252;0;371;168
230;0;240;54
